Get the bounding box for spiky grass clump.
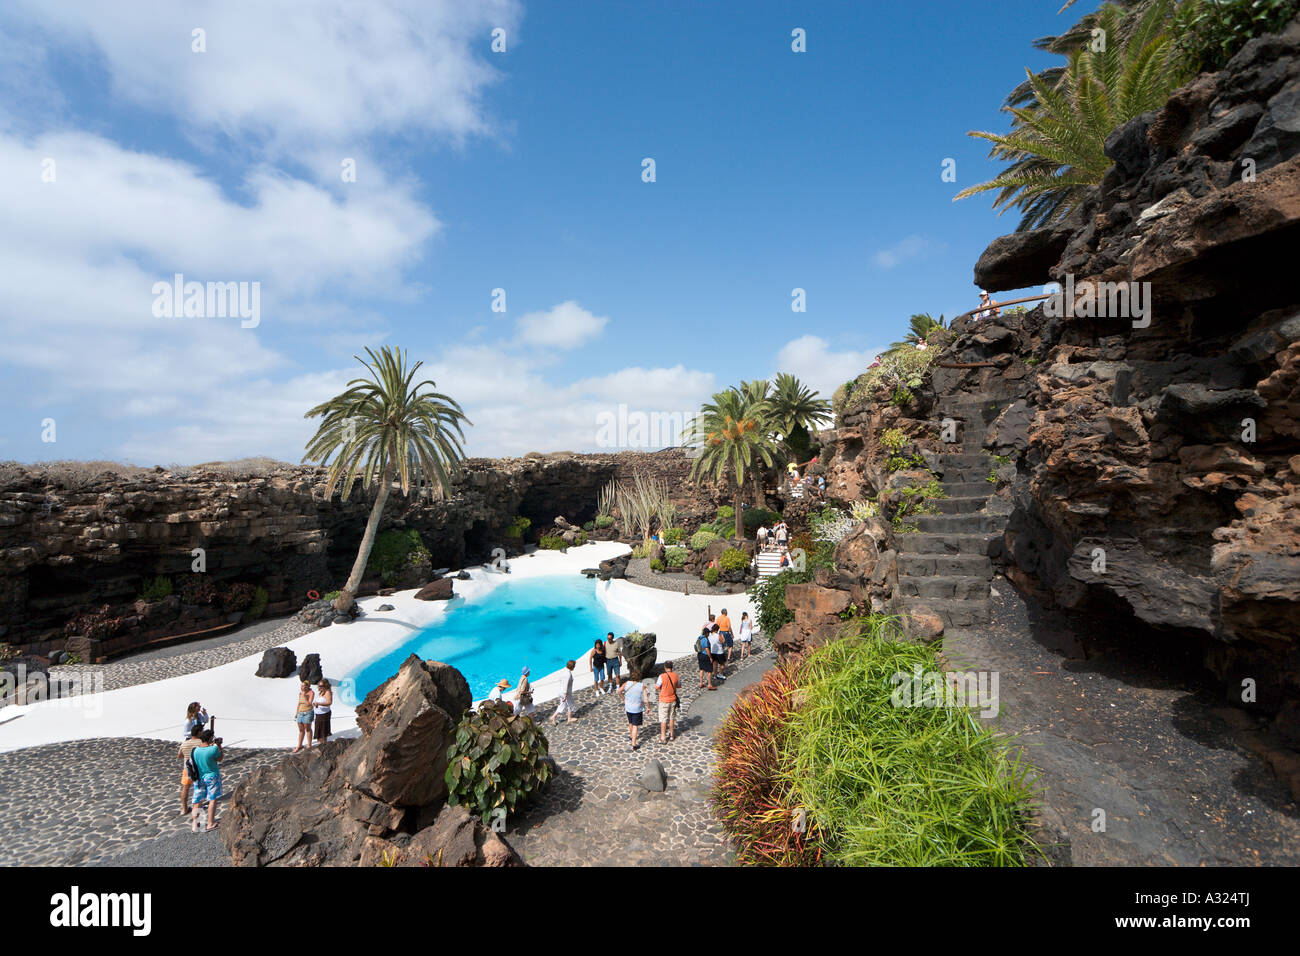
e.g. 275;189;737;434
711;663;822;866
783;617;1039;866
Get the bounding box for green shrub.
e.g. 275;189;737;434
703;566;720;586
665;546;687;569
782;620;1038;866
650;557;665;572
719;547;749;572
322;590;342;602
367;528;431;584
445;703;554;824
886;453;927;472
690;529;719;551
595;515;615;529
747;542;835;633
1174;0;1300;73
716;505;735;521
742;507;779;532
505;516;531;539
889;478;945;533
630;542;649;559
583;520;595;532
539;534;566;551
248;586;269;620
880;428;908;453
662;526;685;544
139;576;173;602
890;385;913;407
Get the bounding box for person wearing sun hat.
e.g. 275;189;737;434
484;677;511;710
512;667;534;715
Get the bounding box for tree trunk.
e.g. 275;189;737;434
336;460;394;612
733;487;744;540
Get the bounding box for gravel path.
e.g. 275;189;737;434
620;556;747;596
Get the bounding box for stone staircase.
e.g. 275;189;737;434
892;387;1020;635
753;548;785;580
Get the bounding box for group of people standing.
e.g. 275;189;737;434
755;520;790;553
178;702;223;832
695;608;752;692
292;678;333;752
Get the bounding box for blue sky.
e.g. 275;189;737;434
0;0;1085;464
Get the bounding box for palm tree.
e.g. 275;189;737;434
684;388;777;540
889;313;947;351
304;346;469;612
955;0;1187;229
768;372;832;467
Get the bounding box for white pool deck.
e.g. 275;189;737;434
0;542;754;753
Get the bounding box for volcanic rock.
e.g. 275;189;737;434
255;647;297;679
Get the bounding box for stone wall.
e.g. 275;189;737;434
0;449;723;656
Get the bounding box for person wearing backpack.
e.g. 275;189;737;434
189;729;224;832
178;724;204;817
696;626;716;691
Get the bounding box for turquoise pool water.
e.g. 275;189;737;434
347;574;640;703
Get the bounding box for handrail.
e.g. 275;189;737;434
951;292;1053;323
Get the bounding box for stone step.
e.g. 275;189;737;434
897;553;994;578
898;575;991;601
941;480;998;497
895;532;996;556
930;496;990;514
898;596;992;628
915;512;1006;534
941;467;999;483
932;453;993;468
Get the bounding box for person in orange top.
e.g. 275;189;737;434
716;609;734;664
655;661;681;743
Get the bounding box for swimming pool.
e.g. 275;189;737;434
346;574;641;703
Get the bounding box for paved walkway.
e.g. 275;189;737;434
506;641;773;866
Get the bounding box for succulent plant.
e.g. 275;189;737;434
445;702;554;824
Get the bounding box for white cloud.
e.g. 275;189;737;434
515;300;609;350
774;335;888;403
872;234;941;269
3;0;522;157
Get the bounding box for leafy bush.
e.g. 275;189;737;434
630;542;649;559
880;428;908;453
782;620;1038;865
890;385;914;407
64;604;126;640
1173;0;1300;73
716;505;735;521
690;529;719;551
888;478;945;533
248;586;269;620
222;581;257;613
850;500;878;522
662;526;684;544
445;703;554;824
139;576;173;602
742;507;780;532
367;528;431;584
719;547;749;572
809;505;855;543
886;453;927;472
538;534;566;550
178;577;220;606
505;516;531;539
595;515;615;529
665;546;687;569
583;520;595;532
649;557;666;572
746;542;835;633
703;566;720;586
712;662;823;865
322;590;342;602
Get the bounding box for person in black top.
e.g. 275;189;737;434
591;639;608;696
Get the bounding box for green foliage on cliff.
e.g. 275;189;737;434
139;576;173;602
1174;0;1300;72
367;528;431;585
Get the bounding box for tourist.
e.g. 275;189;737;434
775;522;788;550
779;549;791;570
817;474;826;494
184;701;208;739
756;524;769;551
738;611;754;660
869;354;882;369
486;678;511;709
591;639;607;696
656;661;680;743
292;681;315;752
551;660;577;724
314;678;333;745
178;724;204;817
717;607;734;664
513;666;534;716
709;624;727;683
696;626;716;691
618;675;647;751
605;632;622;690
976;290;1000;321
189;728;223;832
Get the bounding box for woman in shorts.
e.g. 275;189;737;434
618;676;646;751
292;681;315;752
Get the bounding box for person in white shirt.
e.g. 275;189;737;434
512;666;534;715
756;525;769;551
484;678;510;711
551;660;577;724
738;611;754;660
618;676;647;751
708;626;726;683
